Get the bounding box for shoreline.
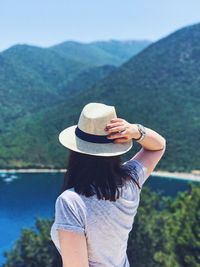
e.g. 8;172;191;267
0;168;66;173
151;170;200;182
0;168;200;181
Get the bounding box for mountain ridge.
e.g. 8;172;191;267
0;40;149;129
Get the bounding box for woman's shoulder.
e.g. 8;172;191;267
59;187;76;199
122;159;149;189
57;188;86;210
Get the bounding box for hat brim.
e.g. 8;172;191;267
59;125;133;156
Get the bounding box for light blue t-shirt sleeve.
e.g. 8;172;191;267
54;194;86;234
123;159;149;189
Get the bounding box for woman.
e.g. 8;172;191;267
50;102;166;267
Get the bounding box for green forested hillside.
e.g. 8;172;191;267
66;65;116;94
0;40;148;129
0;45;84;128
0;24;200;171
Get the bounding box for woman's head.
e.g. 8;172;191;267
58;103;133;157
62;150;140;201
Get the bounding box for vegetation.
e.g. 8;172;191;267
127;184;200;267
0;24;200;171
3;184;200;267
3;219;62;267
0;40;149;168
0;40;148;129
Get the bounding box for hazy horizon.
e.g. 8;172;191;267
0;38;152;53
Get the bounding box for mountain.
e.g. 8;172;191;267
0;44;84;128
1;24;200;171
65;65;116;94
0;40;149;129
49;40;150;66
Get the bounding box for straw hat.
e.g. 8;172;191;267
59;102;133;156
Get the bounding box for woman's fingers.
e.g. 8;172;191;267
105;125;126;133
107;130;127;139
105;122;123;130
105;118;131;143
110;118;124;123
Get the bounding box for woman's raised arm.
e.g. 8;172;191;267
105;118;166;177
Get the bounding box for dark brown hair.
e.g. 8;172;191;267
62;150;140;201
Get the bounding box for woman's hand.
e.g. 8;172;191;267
104;118;141;143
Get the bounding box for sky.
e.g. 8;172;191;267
1;0;200;52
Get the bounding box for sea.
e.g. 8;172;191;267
0;172;199;266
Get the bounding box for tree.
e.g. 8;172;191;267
3;218;62;267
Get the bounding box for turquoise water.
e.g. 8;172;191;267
0;172;197;266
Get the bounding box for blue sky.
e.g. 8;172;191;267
1;0;200;51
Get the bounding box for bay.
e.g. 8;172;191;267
0;172;198;266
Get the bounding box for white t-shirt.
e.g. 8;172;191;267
50;159;149;267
